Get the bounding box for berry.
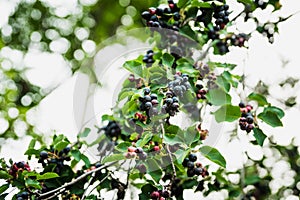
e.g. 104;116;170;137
150;191;160;199
139;152;147;160
150;93;158;100
145;102;153;109
144;88;151;95
187;169;195;177
128;146;136;152
182;158;189;167
246;124;254;133
246;116;254;124
142;11;151;20
194;167;203;175
151;99;159;106
135;147;143;153
189;154;197;162
40;151;48;159
239;102;245;108
162;190;170;198
153;146;160;151
186;161;194;169
63;146;71;154
136;164;147;173
144;95;152;102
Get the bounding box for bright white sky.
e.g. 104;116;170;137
1;0;300;199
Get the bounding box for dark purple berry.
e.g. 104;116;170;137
189;154;197;162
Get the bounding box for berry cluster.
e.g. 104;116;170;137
168;73;191;97
103;121;122;138
238;102;255;133
139;87;159;118
134;112;147;123
16;192;29;200
141;0;180;30
150;190;170;200
182;154;209;177
128;74;143;89
213;4;230;29
143;50;155;67
38;146;71;174
9;161;31;178
231;33;248;47
195;82;207;100
161;92;180;117
124;146;147;160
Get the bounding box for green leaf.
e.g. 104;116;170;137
25;178;42;189
102;154;124;164
180;24;198;41
216;75;230;93
191;1;212;8
258;111;283;127
206;89;231;106
123;60;144;77
164;134;184;145
115;142;132;152
184;126;200;145
178;0;191;8
214;105;240;122
145;159;162;183
54;141;69;152
248;93;268;106
122;98;138;115
78;128;91;138
162;53;175;68
24;149;40;156
208;62;237;70
139;184;157;199
136;132;153;147
28;138;36;149
199;146;226;168
174;149;190;164
0;184;9;194
71;150;81;161
245;175;260;185
0;170;13;180
37;172;59;180
80;154;91;168
253;128;267;146
264;106;284;119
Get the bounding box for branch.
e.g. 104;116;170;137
81;173;111;200
36;161;119;199
161;123;176;178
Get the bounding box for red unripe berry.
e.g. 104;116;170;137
150;191;160;199
128;146;136;152
240;107;248;113
153;146;160;151
169;3;175;9
246;105;253;112
149;7;156;15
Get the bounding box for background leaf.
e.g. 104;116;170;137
199;146;226;168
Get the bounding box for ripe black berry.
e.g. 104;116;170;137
187;168;195;177
40;151;48;159
182;158;189;167
144;88;151;95
189;154;197;162
194;167;203;175
186;161;194;169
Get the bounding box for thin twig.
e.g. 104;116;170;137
81;172;111;200
161;123;176;178
36;161;119;199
